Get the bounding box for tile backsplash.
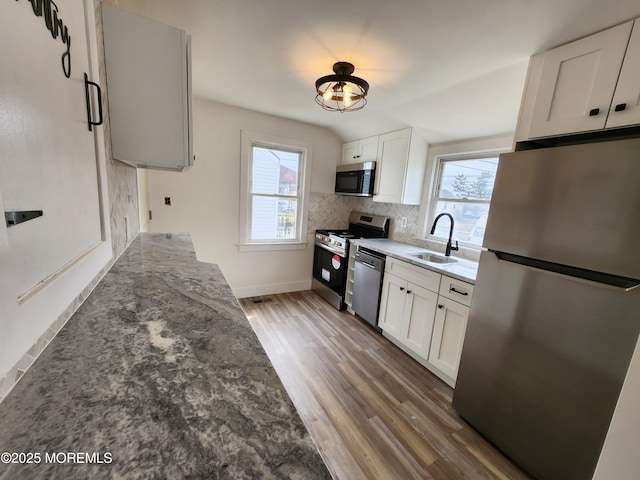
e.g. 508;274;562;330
308;192;481;262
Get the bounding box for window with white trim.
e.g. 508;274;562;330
239;131;311;250
429;155;499;247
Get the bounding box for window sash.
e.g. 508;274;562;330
239;130;311;250
248;147;302;242
429;154;499;247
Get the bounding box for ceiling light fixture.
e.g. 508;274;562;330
315;62;369;113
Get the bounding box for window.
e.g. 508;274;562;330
429;155;499;247
240;131;311;250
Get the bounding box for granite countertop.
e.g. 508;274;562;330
0;233;331;480
350;238;478;284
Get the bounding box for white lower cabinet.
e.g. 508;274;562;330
377;257;473;387
429;297;470;380
378;273;409;338
378;273;438;355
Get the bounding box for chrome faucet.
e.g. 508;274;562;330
430;213;459;257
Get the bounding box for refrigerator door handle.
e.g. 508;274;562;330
492;251;640;291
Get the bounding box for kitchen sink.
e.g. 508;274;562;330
409;252;458;264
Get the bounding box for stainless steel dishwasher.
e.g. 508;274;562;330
352;248;386;330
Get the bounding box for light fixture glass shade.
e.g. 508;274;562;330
315;62;369;112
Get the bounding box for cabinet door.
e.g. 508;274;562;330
403;283;438;357
0;0;103;301
528;21;633;138
358;135;379;162
607;21;640;128
428;297;469;382
341;136;379;165
102;5;193;171
341;141;360;164
373;129;410;203
1;0;111;374
378;273;407;337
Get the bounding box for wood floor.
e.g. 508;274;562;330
239;291;531;480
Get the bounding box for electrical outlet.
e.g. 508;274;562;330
401;217;408;228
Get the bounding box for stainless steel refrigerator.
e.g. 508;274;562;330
452;138;640;480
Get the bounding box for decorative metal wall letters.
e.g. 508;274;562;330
15;0;72;78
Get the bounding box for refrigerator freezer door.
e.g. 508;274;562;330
484;138;640;279
453;251;640;480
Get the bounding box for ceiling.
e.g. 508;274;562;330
116;0;640;144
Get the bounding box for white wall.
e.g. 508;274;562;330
145;98;341;297
0;0;140;396
594;334;640;480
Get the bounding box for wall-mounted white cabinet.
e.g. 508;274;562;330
608;22;640;128
517;18;640;141
340;128;427;205
102;4;193;171
341;135;378;165
377;257;472;387
373;128;427;205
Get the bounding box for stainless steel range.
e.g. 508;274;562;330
312;211;389;310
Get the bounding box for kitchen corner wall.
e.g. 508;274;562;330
144;98;342;298
98;0;141;257
141;95;494;301
0;0;140;402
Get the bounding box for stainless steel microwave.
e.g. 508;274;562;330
335;161;375;196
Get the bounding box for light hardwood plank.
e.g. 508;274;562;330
240;291;531;480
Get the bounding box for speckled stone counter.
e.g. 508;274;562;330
350;238;478;284
0;233;331;480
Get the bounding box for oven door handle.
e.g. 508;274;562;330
315;242;346;257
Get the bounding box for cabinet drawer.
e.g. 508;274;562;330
439;276;474;307
385;257;441;292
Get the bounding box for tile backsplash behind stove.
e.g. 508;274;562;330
308;193;417;240
308;193;480;262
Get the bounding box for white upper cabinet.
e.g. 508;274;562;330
521;19;640;140
102;5;193;171
608;22;640;128
373;128;427;205
341;135;378;164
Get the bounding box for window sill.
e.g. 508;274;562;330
238;241;308;252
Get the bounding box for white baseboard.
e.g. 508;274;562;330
233;280;312;299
